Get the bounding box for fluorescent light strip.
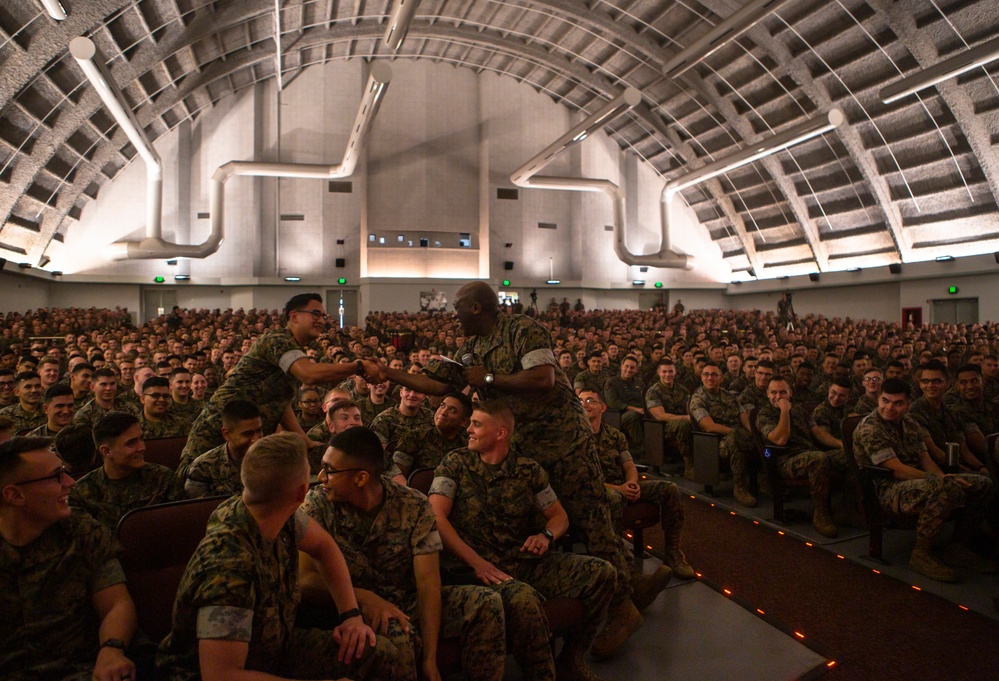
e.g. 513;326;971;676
384;0;420;51
666;109;844;194
663;0;793;80
880;34;999;104
40;0;67;21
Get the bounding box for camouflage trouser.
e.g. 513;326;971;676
662;419;691;461
531;436;633;605
877;473;994;540
382;585;506;681
720;427;755;487
777;448;851;507
492;552;616;681
619;410;645;447
294;628;414;680
606;480;684;550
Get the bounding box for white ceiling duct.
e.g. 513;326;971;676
384;0;420;51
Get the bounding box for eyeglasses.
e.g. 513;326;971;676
319;464;364;478
863;377;883;383
13;466;69;486
143;392;171;401
581;397;602;404
293;309;330;322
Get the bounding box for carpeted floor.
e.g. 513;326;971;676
644;496;999;681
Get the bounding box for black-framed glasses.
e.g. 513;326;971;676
13;466;69;486
143;392;171;401
293;309;330;322
319;464;364;478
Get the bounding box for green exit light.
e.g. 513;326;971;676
502;279;510;287
948;285;959;294
338;278;347;285
153;276;165;283
654;282;663;288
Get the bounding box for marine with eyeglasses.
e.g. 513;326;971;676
177;293;385;475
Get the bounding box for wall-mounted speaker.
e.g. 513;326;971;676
889;263;902;274
503;261;514;271
335;258;346;268
808;272;820;282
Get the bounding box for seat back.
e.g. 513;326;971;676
984;432;999;482
641;419;666;467
603;410;622;429
117;496;228;642
841;414;890;560
143;436;187;470
689;410;722;487
407;467;435;495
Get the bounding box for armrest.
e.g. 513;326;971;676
860;465;894;481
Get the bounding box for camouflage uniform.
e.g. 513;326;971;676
74;397;139;429
140;412;188;440
302;480;505;681
573;370;610;396
307;419;331;444
756;403;850;506
594;423;684;553
357;395;394;427
851;394;878;417
431;448;616;681
369;406;434;448
853;411;993;540
170;399;203;429
791;385;822;406
603;375;646;446
944;393;998;452
644;381;691;461
0;403;45;433
689;386;754;486
179;328;308;473
157;498;408;681
737;383;768;416
70;463;179;531
392;424;467;477
296;413;324;433
183;443;242;499
424;313;631;605
811;400;847;440
25;423;59;438
908;397;968;451
1;514;125;681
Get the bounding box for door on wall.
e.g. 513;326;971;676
931;298;978;325
142;288;177;323
326;289;358;329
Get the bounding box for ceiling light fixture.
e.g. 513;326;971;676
284;276;301;282
880;35;999;104
663;0;793;80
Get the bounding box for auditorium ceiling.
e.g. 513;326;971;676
1;0;997;278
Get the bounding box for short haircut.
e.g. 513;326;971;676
43;384;74;403
92;367;117;382
142;376;170;393
221;399;261;428
327;399;360;417
0;367;13;379
15;371;40;385
886;360;904;371
797;361;815;372
241;432;308;504
831;378;852;391
93;412;141;447
757;359;775;370
863;366;883;376
473;399;515;431
55;424;98;470
37;357;60;368
767;376;790;388
657;357;675;368
701;361;722;372
169;367;191;379
298;386;321;399
443;391;474;418
329;427;383;473
284;293;323;321
587;351;603;362
880;378;911;399
920;359;949;376
956;363;982;377
620;355;639;366
578;389;603;404
0;436;55;487
70;363;94;375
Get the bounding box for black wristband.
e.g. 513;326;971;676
338;607;361;624
542;528;555;543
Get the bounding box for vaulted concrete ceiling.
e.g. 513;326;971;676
1;0;997;278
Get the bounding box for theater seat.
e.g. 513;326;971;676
117;496;228;642
748;407;808;525
407;467;435;495
143;436;187;470
841;415;897;562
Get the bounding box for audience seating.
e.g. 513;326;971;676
841;415;898;562
117;496;228;642
407;467;436;495
603;409;622;429
641;419;666;471
748;407;808;525
143;436;187;470
984;432;999;483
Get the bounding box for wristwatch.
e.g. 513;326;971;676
541;528;555;543
338;607;362;624
355;360;366;378
484;373;494;384
100;638;127;651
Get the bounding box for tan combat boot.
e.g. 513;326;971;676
631;564;672;612
554;643;606;681
812;510;838;539
589;599;642;660
733;484;757;508
909;537;960;583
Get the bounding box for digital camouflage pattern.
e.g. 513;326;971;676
944;393;998;437
573;369;611;396
811;400;846;440
907;397;967;449
425;313;631;602
851;393;878;417
604;375;646;445
392;424;467;476
644;381;692;459
689;386;754;484
357;395;394;426
431;448;616;678
302;479;506;681
183;442;242;499
179;328;307;473
74;397;139;429
170;400;203;428
0;403;45;433
593;422;633;486
737;383;768;414
369;406;434;448
140;413;188;440
853;410;993;539
1;514;125;681
157;497;408;681
25;424;59;438
70;463;179;530
307;419;331;444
